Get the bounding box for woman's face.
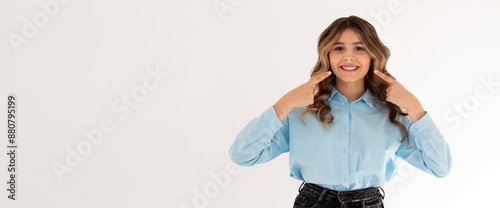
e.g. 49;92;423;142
328;28;371;85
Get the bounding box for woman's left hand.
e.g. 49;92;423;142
374;70;425;122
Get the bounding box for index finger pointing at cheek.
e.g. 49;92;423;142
374;70;394;83
311;71;332;84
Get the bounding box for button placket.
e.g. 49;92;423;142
339;101;350;188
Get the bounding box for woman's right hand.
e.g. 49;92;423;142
274;71;332;121
280;71;332;108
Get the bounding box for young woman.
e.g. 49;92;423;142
229;15;452;208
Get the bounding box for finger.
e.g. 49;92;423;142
310;71;332;85
374;70;394;83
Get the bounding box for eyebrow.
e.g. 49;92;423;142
333;42;364;45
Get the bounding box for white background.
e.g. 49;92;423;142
1;0;500;207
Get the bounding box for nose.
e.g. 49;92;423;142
343;56;354;61
343;51;355;61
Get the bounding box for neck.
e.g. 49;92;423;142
334;79;366;103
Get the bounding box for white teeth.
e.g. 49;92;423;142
341;66;358;70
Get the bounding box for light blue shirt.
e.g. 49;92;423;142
229;85;452;191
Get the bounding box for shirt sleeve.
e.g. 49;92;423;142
228;105;290;166
395;110;453;178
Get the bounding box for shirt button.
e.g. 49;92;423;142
342;176;347;181
342;124;346;129
342;148;347;154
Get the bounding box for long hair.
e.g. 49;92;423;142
299;15;409;147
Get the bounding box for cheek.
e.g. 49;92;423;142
360;54;371;66
329;55;341;65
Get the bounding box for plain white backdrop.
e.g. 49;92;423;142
1;0;500;207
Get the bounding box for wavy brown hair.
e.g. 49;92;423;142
299;15;409;148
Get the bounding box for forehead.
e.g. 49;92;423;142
336;28;362;43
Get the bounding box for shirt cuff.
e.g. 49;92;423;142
261;105;284;133
409;110;434;135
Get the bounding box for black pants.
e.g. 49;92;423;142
293;181;385;208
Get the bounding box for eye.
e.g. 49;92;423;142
333;46;364;51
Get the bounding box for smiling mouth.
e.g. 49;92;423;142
340;66;359;71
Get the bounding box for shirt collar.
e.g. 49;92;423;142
326;85;376;108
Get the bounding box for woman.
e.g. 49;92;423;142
228;15;452;208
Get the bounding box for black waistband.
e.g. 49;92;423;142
300;181;384;202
